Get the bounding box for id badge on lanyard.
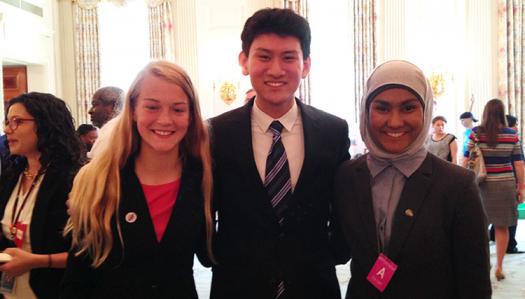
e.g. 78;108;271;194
9;222;27;248
367;253;398;292
367;223;398;292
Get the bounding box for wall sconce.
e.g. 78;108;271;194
219;80;237;105
429;72;446;99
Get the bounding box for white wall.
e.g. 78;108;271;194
190;0;278;119
0;0;70;122
54;0;77;119
376;0;498;150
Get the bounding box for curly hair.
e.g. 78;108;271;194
6;92;85;169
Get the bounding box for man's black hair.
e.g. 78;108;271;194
241;8;311;59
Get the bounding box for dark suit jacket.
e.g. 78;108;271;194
209;100;350;299
334;153;491;299
0;161;77;299
60;157;210;299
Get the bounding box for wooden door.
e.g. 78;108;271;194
3;66;28;103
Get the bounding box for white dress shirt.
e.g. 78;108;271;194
251;99;304;191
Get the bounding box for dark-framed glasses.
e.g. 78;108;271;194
3;117;35;131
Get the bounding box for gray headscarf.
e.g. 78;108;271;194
360;60;433;161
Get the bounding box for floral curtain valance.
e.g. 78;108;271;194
73;0;125;9
72;0;169;9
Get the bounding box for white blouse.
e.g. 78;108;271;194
0;173;45;299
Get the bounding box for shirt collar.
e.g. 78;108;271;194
252;99;299;133
367;148;428;178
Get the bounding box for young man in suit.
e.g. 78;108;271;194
209;8;350;299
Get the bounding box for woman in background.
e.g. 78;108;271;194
62;61;214;298
426;115;458;164
463;98;524;281
0;92;83;299
335;60;491;298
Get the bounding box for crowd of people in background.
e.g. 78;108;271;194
0;7;522;299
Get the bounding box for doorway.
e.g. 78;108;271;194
3;66;28;103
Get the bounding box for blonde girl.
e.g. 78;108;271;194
61;61;213;299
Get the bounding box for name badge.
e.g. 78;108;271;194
367;253;398;292
11;222;27;248
0;272;15;294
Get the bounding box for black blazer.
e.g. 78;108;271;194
60;157;210;299
209;100;350;299
334;153;491;299
0;161;77;299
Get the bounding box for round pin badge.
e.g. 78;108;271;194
125;212;137;223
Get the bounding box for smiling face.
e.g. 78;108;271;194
368;88;424;154
239;33;311;117
133;73;190;157
4;103;39;158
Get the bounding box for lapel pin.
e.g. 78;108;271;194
404;209;414;217
125;212;137;223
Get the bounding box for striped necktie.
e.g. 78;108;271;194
264;121;290;299
264;120;292;224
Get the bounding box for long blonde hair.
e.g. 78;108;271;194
65;61;214;267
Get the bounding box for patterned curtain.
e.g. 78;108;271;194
498;0;524;137
353;0;377;123
73;1;101;124
284;0;311;104
146;0;175;61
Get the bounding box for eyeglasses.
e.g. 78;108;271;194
3;117;35;131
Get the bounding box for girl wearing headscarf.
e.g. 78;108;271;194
334;60;491;298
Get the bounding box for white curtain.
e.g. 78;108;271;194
284;0;311;104
147;0;175;61
498;0;524;136
353;0;377;121
73;1;101;124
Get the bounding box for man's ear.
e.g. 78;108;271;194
301;57;311;79
239;51;249;76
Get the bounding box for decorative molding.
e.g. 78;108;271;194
0;0;43;17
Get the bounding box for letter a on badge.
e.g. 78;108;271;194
376;267;385;279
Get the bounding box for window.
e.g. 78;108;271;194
98;0;149;91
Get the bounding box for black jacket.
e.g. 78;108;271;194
0;161;77;299
334;153;491;299
209;99;350;299
60;157;210;299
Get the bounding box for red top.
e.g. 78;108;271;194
141;179;181;242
